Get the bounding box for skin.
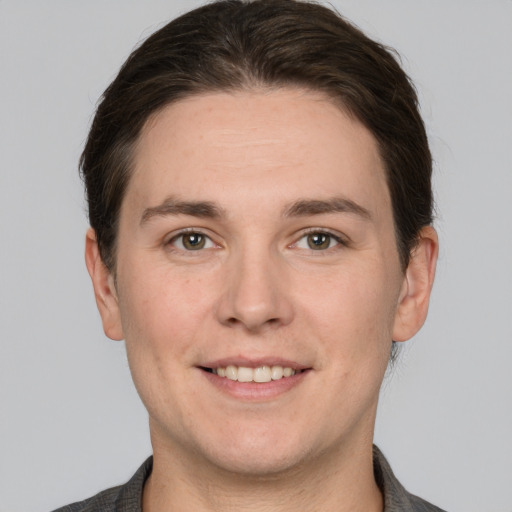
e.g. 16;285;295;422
86;89;438;512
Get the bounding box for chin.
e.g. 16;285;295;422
192;424;317;478
206;445;306;478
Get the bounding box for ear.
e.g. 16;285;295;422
393;226;438;342
85;228;124;341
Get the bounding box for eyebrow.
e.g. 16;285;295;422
140;196;371;225
283;197;372;220
140;198;225;224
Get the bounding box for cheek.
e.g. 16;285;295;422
117;266;214;377
311;265;398;324
299;263;399;363
117;268;215;421
120;260;210;330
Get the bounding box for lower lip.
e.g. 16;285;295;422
200;369;310;401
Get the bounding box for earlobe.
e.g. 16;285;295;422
393;226;438;342
84;228;124;341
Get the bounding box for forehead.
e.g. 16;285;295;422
127;89;390;219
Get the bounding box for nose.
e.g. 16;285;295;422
215;248;294;333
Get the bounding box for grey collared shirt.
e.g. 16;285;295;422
52;446;447;512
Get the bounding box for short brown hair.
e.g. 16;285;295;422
81;0;433;272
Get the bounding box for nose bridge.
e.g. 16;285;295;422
216;240;293;331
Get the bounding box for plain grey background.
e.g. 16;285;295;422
1;1;511;511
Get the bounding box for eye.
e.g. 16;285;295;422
294;231;343;251
169;231;215;251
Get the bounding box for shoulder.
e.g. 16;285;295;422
51;485;122;512
408;495;447;512
373;445;447;512
51;457;153;512
391;490;447;512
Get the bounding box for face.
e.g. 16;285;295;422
87;89;437;477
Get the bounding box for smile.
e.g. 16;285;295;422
203;365;304;383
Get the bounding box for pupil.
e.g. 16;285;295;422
308;233;329;250
184;233;205;250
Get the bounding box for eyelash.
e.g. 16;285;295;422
165;227;347;254
165;229;218;252
292;229;348;252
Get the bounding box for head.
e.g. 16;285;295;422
81;0;433;274
83;0;438;481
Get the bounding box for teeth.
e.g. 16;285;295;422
283;367;294;377
213;365;297;383
237;366;253;382
254;365;272;383
225;365;238;381
271;366;284;380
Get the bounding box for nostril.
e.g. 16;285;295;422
226;315;281;331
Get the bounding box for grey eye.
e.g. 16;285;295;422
295;232;340;250
307;233;332;250
182;233;206;250
171;232;214;251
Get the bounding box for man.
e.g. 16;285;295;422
55;1;442;510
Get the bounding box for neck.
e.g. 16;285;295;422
143;434;383;512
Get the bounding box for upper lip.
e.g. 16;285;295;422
200;357;310;371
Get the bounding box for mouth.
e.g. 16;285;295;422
201;365;307;383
